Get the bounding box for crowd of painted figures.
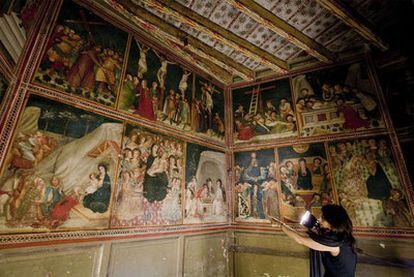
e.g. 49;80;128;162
112;129;183;226
184;176;226;220
234;150;333;222
0;101;118;229
122;67;225;139
278;157;333;209
234;97;296;141
39;25;123;99
1;158;112;229
331;138;413;227
295;81;381;132
0;0;411;232
8;131;57;171
234;137;413;227
234;152;280;220
37;24;226;138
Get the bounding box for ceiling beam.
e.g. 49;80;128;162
91;0;233;84
224;0;336;63
116;0;254;80
141;0;288;73
316;0;388;51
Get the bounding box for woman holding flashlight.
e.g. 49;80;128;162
281;204;356;277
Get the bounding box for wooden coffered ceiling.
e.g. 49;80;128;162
88;0;391;85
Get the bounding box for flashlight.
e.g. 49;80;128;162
300;211;319;229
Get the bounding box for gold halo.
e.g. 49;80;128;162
292;144;309;153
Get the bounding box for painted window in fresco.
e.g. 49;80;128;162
234;149;280;223
0;72;8;105
34;0;128;107
0;95;122;233
118;38;225;142
329;137;413;227
184;142;226;224
111;124;184;227
291;62;385;137
277;143;333;223
232;78;297;143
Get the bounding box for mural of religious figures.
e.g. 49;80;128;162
0;72;8;106
1;0;41;31
184;143;226;224
234;149;280;223
291;62;385;137
34;0;128;107
232;78;297;143
0;0;42;64
118;37;225;142
192;77;225;141
329;137;413;227
0;95;123;232
111;124;184;227
277;144;333;223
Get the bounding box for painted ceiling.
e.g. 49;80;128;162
74;0;393;84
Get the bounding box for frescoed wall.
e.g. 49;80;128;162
329;137;413;228
230;58;414;230
232;78;297;143
0;0;42;64
0;0;40;32
291;62;385;137
0;95;122;232
277;143;333;222
34;0;128;106
0;1;413;276
111;124;184;227
234;148;280;223
184;142;226;224
118;38;225;142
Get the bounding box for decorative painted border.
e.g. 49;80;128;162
0;224;229;248
230;224;414;239
0;0;412;247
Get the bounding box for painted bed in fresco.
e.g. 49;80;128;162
292;62;385;137
329;137;413;228
184;143;226;224
234;148;280;223
0;95;122;232
118;38;225;142
111;124;184;227
276;143;334;222
34;0;128;107
233;78;297;143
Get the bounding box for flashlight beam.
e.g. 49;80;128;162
300;211;311;225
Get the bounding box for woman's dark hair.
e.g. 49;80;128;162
298;158;306;164
322;204;355;252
